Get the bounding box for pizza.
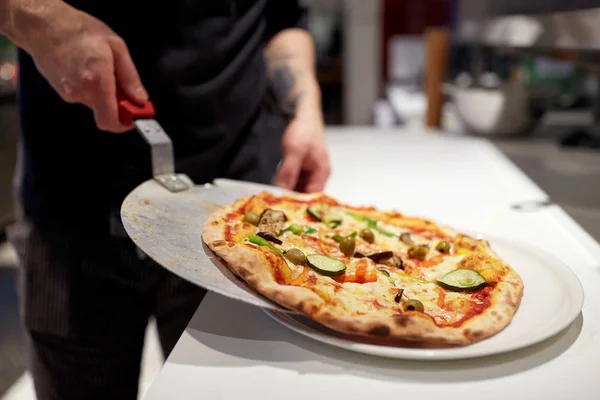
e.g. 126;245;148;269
202;191;524;346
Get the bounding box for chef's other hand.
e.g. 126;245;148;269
8;1;148;132
275;107;331;193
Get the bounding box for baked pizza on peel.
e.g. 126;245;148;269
202;191;524;346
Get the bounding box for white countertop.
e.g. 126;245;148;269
144;127;600;400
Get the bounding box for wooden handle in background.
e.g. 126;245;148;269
424;27;450;129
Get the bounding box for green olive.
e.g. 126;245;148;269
404;299;424;312
339;236;356;257
435;240;451;254
359;228;375;243
284;248;307;265
408;245;428;261
243;211;260;226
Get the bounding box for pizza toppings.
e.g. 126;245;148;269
307;205;343;228
399;232;414;245
207;192;523;342
284;248;307;265
333;258;378;283
353;250;403;270
243;211;260;226
377;269;390;277
258;208;287;236
339;236;356;257
284;223;304;234
380;255;404;269
367;251;394;263
332;232;356;243
306;254;347;276
396;270;429;284
306;206;323;221
437;268;487;291
247;235;283;255
407;244;429;261
359;228;375;243
404;299;425;312
284;223;316;235
435;240;451;254
394;288;404;303
325;211;343;228
346;211;396;237
256;231;282;244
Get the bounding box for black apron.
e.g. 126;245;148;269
10;0;308;336
14;0;306;233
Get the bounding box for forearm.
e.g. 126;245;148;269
0;0;14;33
264;28;321;118
0;0;69;51
1;0;34;42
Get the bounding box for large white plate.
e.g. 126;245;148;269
264;234;584;360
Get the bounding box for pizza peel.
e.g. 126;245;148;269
117;95;295;313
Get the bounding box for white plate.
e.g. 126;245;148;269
264;234;584;360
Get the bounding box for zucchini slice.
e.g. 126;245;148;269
306;206;323;222
306;254;347;277
307;205;343;227
436;269;487;291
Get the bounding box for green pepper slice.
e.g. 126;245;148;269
248;235;283;255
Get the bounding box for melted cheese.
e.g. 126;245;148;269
235;196;492;327
418;256;465;281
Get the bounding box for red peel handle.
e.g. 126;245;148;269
117;89;155;126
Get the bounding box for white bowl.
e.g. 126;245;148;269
444;82;543;137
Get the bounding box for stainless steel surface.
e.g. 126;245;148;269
120;179;295;313
133;119;191;193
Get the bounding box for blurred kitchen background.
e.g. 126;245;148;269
2;0;600;398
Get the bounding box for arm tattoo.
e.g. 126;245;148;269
266;52;305;117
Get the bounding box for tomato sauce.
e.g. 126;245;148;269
413;254;448;268
238;196;254;213
260;192;338;207
262;251;286;284
408;226;447;240
303;235;331;254
449;286;493;327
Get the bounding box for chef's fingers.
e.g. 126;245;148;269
275;146;304;191
110;36;148;105
293;171;312;193
83;62;129;133
304;155;331;193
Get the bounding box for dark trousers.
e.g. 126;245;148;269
9;219;207;400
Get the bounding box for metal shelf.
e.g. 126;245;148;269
456;4;600;55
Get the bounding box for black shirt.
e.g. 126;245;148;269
16;0;308;230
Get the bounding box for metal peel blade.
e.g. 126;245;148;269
117;93;294;313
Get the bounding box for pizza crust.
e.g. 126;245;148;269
202;194;524;347
203;202;326;316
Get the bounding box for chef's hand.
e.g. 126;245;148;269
275;106;331;193
8;1;148;132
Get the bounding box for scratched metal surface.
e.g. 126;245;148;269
120;178;295;313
